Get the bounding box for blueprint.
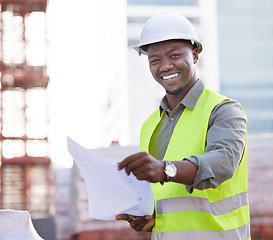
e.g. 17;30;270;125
67;137;154;220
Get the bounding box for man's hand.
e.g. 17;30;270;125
118;152;166;183
116;214;155;232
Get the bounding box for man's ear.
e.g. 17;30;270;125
193;48;198;64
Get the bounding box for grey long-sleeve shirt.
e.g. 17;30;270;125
149;80;247;193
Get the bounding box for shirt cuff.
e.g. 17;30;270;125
184;155;215;194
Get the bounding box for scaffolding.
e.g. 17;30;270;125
0;0;50;218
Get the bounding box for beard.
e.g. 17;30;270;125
166;87;183;95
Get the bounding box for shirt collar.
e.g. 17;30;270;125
159;80;205;115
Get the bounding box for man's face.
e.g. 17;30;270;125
147;40;198;97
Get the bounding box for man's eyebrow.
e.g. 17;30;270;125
148;48;181;59
148;54;160;59
167;48;181;54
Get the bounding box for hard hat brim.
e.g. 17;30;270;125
134;38;203;55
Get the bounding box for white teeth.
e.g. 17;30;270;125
163;73;179;80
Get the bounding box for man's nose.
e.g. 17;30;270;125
159;59;173;71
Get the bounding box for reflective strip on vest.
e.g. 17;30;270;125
151;222;250;240
157;191;249;216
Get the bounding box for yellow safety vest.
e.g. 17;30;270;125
140;88;250;240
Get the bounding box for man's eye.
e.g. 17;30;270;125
171;54;181;58
150;59;159;65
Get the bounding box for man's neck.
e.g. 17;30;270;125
166;79;198;110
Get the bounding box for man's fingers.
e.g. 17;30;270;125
116;214;142;222
116;214;155;232
115;214;130;221
129;215;152;232
125;158;147;176
142;217;155;231
118;152;147;172
118;152;141;170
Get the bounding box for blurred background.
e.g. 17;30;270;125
0;0;272;239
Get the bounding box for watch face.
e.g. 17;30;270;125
166;166;176;177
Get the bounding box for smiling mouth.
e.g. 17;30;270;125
162;73;179;80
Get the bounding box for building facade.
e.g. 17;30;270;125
0;0;51;218
218;0;273;133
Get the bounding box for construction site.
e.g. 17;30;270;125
0;0;273;239
0;0;50;221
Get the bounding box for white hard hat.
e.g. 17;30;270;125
134;12;203;55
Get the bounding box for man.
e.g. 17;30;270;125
116;12;250;240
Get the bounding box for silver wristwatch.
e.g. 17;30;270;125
164;161;177;181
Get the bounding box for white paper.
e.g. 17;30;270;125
0;210;43;240
67;137;154;220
